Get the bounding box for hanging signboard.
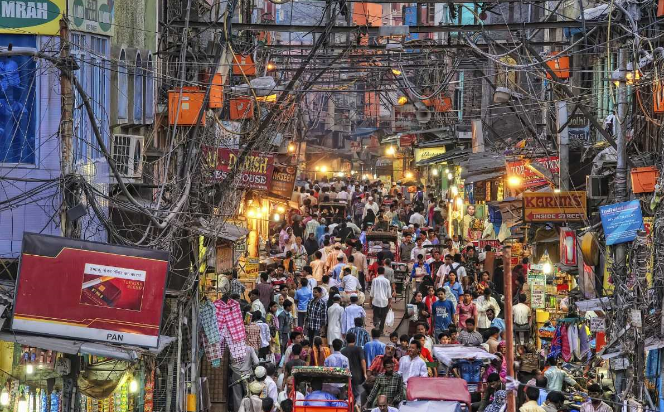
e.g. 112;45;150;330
269;165;297;199
0;0;65;34
204;147;275;191
414;147;446;163
68;0;114;36
590;317;605;332
506;156;560;188
599;200;643;245
523;191;586;222
13;233;168;348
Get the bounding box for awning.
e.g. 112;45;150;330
0;332;176;361
351;127;378;137
398;401;461;412
416;148;471;166
194;219;250;242
463;171;504;184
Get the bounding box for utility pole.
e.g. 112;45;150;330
60;18;74;237
503;246;515;412
556;101;570;191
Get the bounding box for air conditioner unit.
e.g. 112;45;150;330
587;175;609;199
112;134;144;181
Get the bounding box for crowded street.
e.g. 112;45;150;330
0;0;661;410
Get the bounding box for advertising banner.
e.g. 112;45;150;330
13;233;169;347
599;200;644;245
414;147;445;163
506;156;560;188
269;164;296;199
68;0;114;36
204;147;275;191
523;191;586;222
0;0;64;34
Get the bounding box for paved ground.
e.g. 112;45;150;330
364;298;407;343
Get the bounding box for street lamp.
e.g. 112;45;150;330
386;146;396;156
405;171;414;179
320;165;328;173
288;142;296;153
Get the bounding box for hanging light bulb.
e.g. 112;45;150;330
432;169;439;176
129;379;139;394
542;262;553;275
277;206;285;214
451;186;459;196
18;396;27;412
1;387;10;406
26;364;34;375
447;172;453;180
273;213;281;222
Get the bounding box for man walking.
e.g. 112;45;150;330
341;332;367;401
305;287;327;343
365;358;404;408
370;266;392;335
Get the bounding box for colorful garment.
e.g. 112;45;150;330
214;298;247;363
561;324;571;362
200;300;221;344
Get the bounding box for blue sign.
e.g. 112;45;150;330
599;200;644;245
403;6;419;40
0;35;37;164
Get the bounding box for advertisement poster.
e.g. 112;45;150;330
269;165;296;199
0;0;64;34
68;0;114;36
414;147;445;163
506;156;560;188
0;35;37;164
204;147;275;190
599;200;643;245
528;273;547;309
13;233;169;347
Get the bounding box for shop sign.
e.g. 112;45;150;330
12;233;168;348
238;256;259;279
523;191;586;222
269;165;296;199
528;273;547;309
590;317;605;332
204;147;275;191
506;156;560;188
399;134;416;147
0;0;64;34
599;200;643;245
233;236;247;263
68;0;114;36
414;146;445;163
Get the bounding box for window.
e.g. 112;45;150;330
0;35;38;164
134;52;143;123
118;49;128;122
145;53;154;123
71;33;109;163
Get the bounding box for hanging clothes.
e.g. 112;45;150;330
214;298;248;363
561;324;571;362
578;324;590;360
568;323;579;361
200;300;221;345
548;324;562;360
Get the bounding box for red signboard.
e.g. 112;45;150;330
399;134;416;147
506;156;560;188
205;147;275;191
13;233;169;348
269;165;297;199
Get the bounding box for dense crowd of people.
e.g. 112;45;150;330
220;177;609;412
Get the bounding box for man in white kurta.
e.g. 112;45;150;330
327;295;344;343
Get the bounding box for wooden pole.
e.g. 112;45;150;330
503;246;515;412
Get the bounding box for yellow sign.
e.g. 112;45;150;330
523;191;587;222
0;0;65;34
414;147;446;163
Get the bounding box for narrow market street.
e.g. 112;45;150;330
0;0;662;411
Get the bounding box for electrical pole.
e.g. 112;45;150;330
60;18;74;237
556;101;570;191
503;246;515;412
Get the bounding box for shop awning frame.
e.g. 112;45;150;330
415;148;471;166
0;332;176;361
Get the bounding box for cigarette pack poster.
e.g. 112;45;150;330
80;264;146;311
12;233;169;347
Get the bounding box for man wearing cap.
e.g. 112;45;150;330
370;266;392;335
327;294;344;342
239;381;264;412
341;267;362;300
363;197;380;224
341;294;366;335
330;253;347;286
254;365;278;410
325;243;347;273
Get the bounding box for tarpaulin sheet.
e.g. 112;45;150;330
432;345;497;367
398;400;462;412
